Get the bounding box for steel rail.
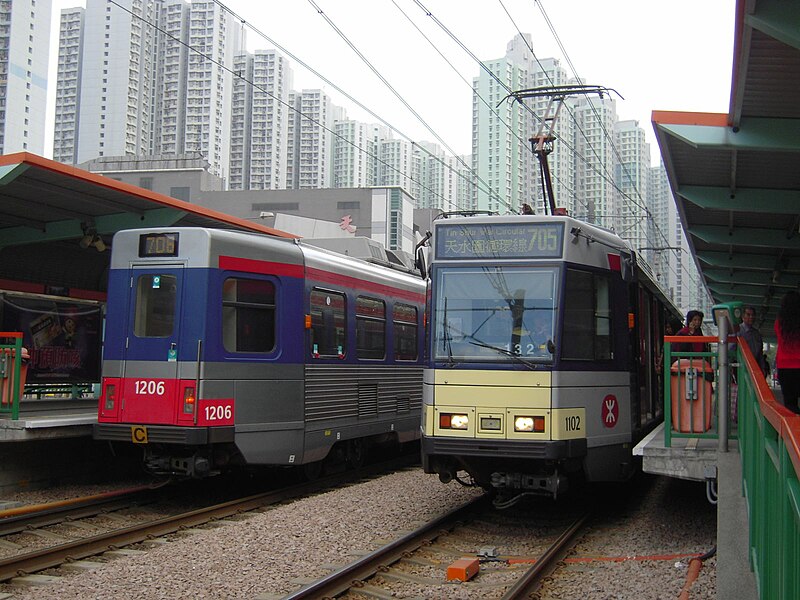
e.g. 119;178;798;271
0;490;163;537
285;501;589;600
0;455;415;583
283;493;491;600
500;511;591;599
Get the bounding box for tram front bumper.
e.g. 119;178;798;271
421;435;587;460
93;423;235;445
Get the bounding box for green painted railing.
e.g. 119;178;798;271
663;335;735;447
0;332;24;420
737;339;800;600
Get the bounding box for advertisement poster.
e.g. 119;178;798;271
1;293;102;383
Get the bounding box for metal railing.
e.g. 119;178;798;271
0;332;24;420
663;335;735;448
737;339;800;600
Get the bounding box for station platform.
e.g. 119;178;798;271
633;422;719;481
633;401;761;600
0;397;96;442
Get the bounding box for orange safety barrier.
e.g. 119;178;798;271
670;358;713;433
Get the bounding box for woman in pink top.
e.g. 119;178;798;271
775;291;800;414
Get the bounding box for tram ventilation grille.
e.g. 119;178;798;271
358;383;378;418
396;395;410;413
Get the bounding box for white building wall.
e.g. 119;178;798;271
297;89;333;189
647;163;672;291
525;58;574;215
54;7;83;163
229;52;253;190
0;0;51;155
56;0;236;176
184;1;234;179
472;34;541;215
155;0;189;157
333;120;374;188
414;141;465;212
71;0;156;163
370;187;415;254
227;49;291;190
284;90;300;189
573;95;617;230
614;119;650;252
378;137;413;191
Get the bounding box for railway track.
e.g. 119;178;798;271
0;455;416;586
283;494;591;599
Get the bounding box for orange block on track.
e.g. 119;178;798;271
447;557;479;581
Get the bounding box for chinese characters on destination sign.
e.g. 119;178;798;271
435;223;564;259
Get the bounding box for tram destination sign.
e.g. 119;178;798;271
435;222;565;259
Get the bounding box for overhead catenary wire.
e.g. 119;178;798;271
305;0;514;213
527;0;704;289
388;0;553;212
411;0;620;215
211;0;508;213
390;0;583;214
529;0;678;255
497;2;653;229
483;0;683;270
106;0;462;212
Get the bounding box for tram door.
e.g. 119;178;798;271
118;265;186;423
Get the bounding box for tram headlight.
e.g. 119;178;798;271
439;413;469;430
514;415;545;433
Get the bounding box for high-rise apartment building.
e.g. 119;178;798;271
229;49;291;189
378;137;413;191
0;0;51;155
572;94;617;229
184;0;235;179
471;34;535;214
614;119;650;251
647;162;673;289
649;163;711;314
332;120;377;188
284;89;338;190
155;0;189;158
54;0;237;177
53;7;82;163
412;141;469;212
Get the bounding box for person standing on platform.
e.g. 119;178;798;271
775;291;800;414
672;310;708;354
737;306;768;378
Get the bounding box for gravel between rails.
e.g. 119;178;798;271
0;470;717;600
6;469;483;600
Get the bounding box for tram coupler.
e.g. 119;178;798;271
144;451;212;478
490;470;569;497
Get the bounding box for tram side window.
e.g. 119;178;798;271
222;278;275;353
310;289;346;357
562;269;612;360
134;274;177;338
356;296;386;359
393;303;418;361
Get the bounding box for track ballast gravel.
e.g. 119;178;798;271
1;470;716;599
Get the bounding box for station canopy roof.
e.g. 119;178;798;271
653;0;800;340
0;153;295;297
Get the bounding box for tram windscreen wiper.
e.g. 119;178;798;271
467;339;536;370
442;297;457;365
